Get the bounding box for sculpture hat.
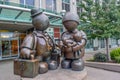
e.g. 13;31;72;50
62;12;80;25
31;8;42;17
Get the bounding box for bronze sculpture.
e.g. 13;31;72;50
59;12;87;71
14;8;60;78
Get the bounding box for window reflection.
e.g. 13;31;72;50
0;32;13;38
2;40;10;57
62;0;70;11
46;0;56;11
20;0;34;6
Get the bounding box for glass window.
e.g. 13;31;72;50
62;0;70;3
4;0;9;2
20;0;24;4
46;0;56;11
11;40;19;55
60;28;63;32
62;0;70;12
49;28;51;31
26;0;34;6
39;0;42;8
20;0;34;6
1;40;10;57
0;32;13;38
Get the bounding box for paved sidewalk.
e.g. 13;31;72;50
0;60;120;80
86;67;120;80
0;60;87;80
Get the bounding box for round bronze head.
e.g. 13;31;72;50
63;21;78;32
62;12;80;32
31;8;50;31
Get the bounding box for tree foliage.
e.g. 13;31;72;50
78;0;120;61
78;0;120;39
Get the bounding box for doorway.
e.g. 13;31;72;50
0;38;19;60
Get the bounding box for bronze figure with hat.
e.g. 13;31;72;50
59;12;87;71
14;8;60;78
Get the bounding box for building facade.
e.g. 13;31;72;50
0;0;79;60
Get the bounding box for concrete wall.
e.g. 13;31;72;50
70;0;77;13
56;0;62;13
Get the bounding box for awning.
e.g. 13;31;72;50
0;1;62;32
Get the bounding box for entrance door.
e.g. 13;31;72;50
0;38;19;59
1;40;11;57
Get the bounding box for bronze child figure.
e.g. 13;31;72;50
59;12;87;71
20;8;60;74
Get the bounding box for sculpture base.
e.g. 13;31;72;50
22;67;87;80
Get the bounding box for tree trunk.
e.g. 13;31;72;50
105;38;111;61
116;39;119;47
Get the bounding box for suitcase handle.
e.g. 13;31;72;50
30;54;34;60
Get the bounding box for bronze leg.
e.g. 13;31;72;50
47;60;58;70
71;59;84;71
61;59;72;69
39;62;48;74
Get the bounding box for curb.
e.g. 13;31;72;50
85;61;120;73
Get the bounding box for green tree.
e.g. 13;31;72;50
79;0;120;61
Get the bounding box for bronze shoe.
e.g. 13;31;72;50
47;60;58;70
61;59;71;69
71;59;84;71
39;62;48;74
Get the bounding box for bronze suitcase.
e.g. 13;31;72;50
14;59;39;78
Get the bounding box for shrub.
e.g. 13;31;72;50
110;48;120;60
94;52;107;62
115;56;120;63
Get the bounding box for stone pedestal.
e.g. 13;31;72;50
22;67;87;80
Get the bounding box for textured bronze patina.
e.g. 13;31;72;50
14;59;39;78
61;59;71;69
59;12;87;71
39;62;48;74
14;8;60;78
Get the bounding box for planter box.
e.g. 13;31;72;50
85;61;120;73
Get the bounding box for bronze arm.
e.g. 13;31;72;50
72;38;87;52
20;34;36;59
72;30;87;52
